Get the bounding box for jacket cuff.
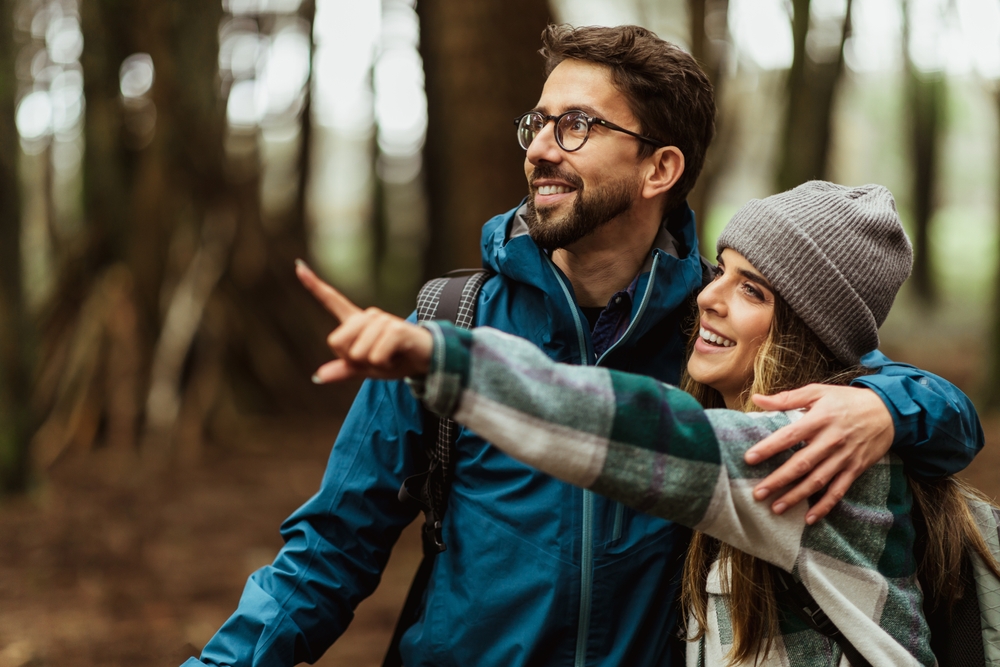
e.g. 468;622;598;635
408;321;471;417
850;373;919;449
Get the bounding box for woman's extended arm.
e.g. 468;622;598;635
417;321;808;554
418;321;908;570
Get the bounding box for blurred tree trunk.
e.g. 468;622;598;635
982;85;1000;409
902;0;944;306
775;0;853;192
686;0;731;251
418;0;551;277
0;0;33;493
903;75;944;306
34;0;330;468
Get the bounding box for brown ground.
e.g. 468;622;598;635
0;415;423;667
1;354;998;667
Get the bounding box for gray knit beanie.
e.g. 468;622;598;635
716;181;912;366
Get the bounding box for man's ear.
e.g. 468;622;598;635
641;146;685;201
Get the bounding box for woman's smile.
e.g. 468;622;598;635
695;323;736;349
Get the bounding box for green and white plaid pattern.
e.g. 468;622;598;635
417;322;935;666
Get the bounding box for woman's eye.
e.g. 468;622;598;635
710;265;723;280
741;282;764;300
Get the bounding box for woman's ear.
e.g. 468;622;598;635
641;146;685;201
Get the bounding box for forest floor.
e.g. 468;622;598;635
0;340;998;667
0;397;425;667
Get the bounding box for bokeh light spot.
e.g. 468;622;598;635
16;90;53;141
46;16;83;65
120;53;155;99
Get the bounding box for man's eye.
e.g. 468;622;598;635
568;117;588;132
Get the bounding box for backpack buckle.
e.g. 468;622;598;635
422;511;447;554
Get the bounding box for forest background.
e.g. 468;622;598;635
1;0;1000;664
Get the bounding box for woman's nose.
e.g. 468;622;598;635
697;276;727;316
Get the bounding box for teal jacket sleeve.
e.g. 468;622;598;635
856;350;983;478
182;373;424;666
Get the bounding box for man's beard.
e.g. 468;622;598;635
525;166;639;251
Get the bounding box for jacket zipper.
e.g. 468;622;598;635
595;253;660;367
612;502;624;542
599;254;659;547
545;259;593;667
547;256;658;666
548;255;661;665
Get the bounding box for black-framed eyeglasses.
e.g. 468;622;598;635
514;110;666;152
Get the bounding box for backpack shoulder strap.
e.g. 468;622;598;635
418;268;489;327
399;269;490;554
773;568;872;667
383;268;490;667
967;497;1000;663
405;268;490;552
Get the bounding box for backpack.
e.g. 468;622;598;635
382;268;491;667
778;494;1000;666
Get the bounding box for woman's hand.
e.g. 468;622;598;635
295;260;433;383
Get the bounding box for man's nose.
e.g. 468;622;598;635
525;121;562;165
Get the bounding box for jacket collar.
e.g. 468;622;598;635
481;200;704;355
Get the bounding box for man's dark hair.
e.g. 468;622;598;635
540;24;716;211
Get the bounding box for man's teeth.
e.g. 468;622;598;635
699;326;735;347
537;184;574;195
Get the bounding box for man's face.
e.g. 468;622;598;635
523;60;645;251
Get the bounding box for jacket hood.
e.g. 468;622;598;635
480;200;705;360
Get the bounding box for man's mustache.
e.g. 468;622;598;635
529;165;584;191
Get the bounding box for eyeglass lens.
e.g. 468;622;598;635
517;112;590;151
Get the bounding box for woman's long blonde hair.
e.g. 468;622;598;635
679;293;1000;665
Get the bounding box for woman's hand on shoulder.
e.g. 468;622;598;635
742;384;894;524
295;260;433;383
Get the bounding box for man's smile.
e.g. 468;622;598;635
531;177;580;208
536;184;575;195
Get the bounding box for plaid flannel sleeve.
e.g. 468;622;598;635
415;322;817;553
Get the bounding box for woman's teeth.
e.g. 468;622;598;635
537;185;573;195
699;326;735;348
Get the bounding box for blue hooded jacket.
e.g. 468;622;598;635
186;203;983;667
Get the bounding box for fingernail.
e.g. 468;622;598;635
745;451;760;464
806;514;817;525
311;374;324;384
295;258;307;270
773;502;787;514
753;487;769;500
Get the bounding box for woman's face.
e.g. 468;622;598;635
687;248;775;408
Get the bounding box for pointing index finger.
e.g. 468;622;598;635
295;259;362;322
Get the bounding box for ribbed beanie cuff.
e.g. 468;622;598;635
717;181;912;366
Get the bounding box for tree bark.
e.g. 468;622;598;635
418;0;552;277
685;0;731;250
34;0;332;466
902;0;943;306
904;75;944;305
775;0;853;192
980;85;1000;409
0;0;32;493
